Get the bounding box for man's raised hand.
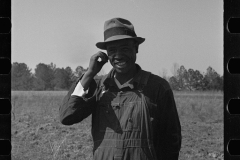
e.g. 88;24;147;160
87;51;108;76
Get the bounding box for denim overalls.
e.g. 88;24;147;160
91;71;158;160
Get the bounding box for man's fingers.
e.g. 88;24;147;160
99;60;107;67
98;51;108;62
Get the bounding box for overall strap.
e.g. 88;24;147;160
98;74;109;90
95;74;109;101
137;70;151;92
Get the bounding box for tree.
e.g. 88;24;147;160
186;69;204;90
168;64;222;91
171;63;179;77
193;70;204;90
186;68;195;90
177;65;188;90
52;68;69;90
73;66;89;82
32;76;45;91
216;75;224;91
11;62;33;90
64;66;75;89
74;66;88;78
203;66;220;90
34;63;55;90
211;74;223;91
49;62;56;73
169;76;179;90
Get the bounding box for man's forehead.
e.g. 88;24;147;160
106;39;135;48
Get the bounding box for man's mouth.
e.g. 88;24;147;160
114;60;127;68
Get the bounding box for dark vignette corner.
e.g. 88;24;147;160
224;0;240;160
0;0;11;159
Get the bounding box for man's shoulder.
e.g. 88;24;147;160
144;70;171;91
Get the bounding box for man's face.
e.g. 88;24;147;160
106;39;137;74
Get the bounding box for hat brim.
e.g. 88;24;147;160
96;35;145;50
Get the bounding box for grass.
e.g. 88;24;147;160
11;91;223;160
174;91;223;123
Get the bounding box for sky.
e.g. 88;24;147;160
12;0;223;77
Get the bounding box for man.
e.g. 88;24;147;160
59;17;182;160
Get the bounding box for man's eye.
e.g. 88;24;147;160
108;49;116;53
121;49;129;52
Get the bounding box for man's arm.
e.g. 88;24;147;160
156;89;182;160
59;75;98;125
59;51;108;125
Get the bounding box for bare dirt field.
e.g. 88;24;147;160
11;91;223;160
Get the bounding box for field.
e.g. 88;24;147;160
11;91;223;160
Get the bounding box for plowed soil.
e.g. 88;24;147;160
11;91;223;160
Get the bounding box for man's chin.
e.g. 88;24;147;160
112;63;136;75
114;67;128;74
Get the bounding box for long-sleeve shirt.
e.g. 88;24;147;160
59;64;182;160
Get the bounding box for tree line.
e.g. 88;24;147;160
12;62;88;91
164;64;223;91
11;62;223;91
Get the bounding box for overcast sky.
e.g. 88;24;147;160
12;0;223;76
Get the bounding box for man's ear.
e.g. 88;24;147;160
132;39;139;53
135;45;139;53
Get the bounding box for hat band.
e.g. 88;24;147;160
104;27;137;41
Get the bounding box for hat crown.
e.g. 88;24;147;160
104;18;134;31
96;17;145;50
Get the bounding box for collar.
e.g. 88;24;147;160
102;64;143;89
114;76;133;89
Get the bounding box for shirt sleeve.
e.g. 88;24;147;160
59;77;98;125
71;80;89;97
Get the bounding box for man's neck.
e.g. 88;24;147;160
114;65;137;85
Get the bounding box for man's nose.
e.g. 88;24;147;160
114;53;125;60
115;49;125;57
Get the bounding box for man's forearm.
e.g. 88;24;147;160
59;78;97;125
80;70;95;91
59;70;99;125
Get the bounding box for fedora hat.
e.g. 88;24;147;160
96;18;145;50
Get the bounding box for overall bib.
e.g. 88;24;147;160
91;71;158;160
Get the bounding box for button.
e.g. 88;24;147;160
128;118;133;122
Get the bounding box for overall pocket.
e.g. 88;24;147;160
98;102;121;133
120;102;141;131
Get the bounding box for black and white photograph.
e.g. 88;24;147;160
11;0;223;159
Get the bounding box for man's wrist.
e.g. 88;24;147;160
84;70;96;78
80;70;95;91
